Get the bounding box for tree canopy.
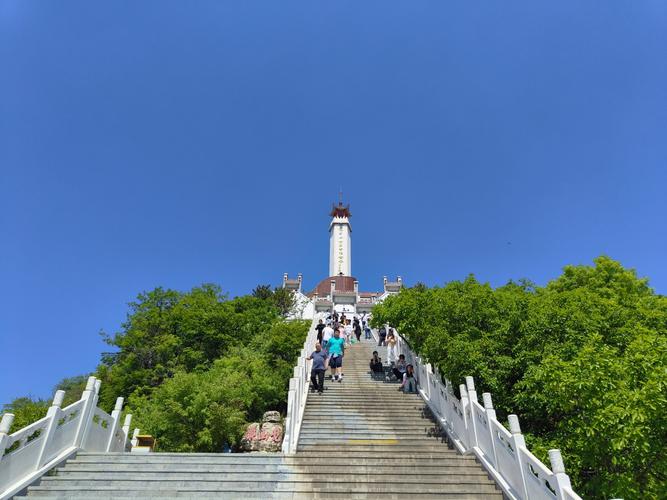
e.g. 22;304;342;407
371;256;667;499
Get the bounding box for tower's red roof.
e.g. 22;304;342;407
330;202;351;218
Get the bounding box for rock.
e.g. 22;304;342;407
240;422;261;452
241;413;283;452
263;411;281;423
258;421;283;452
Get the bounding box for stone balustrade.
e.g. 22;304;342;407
0;376;133;499
379;326;582;500
281;314;324;454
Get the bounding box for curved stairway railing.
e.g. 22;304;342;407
0;376;134;500
281;314;324;454
374;326;582;500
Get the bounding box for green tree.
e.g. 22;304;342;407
128;320;309;452
270;287;296;317
97;284;281;408
372;257;667;499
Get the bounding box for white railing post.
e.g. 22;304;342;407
74;376;97;449
105;397;124;452
131;428;140;448
549;449;573;499
122;414;132;449
35;390;65;469
459;383;470;448
288;378;298;453
424;363;432;401
508;414;530;499
482;392;499;468
465;376;479;449
0;413;15;457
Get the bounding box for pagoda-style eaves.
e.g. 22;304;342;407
330;202;351;218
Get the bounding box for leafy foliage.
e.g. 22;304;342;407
96;283;308;451
127;320;308;451
97;284;281;408
371;257;667;499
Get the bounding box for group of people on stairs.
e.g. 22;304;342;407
372;324;418;393
307;312;418;394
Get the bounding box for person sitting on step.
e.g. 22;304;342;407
392;354;407;381
369;351;384;379
400;364;417;393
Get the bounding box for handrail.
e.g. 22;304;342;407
281;314;324;454
0;376;135;499
385;325;582;500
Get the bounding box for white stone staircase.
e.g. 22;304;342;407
16;338;502;499
3;319;582;499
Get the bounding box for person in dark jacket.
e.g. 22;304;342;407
354;322;362;342
378;326;387;346
315;319;325;344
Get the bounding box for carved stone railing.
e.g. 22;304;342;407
281;314;323;454
0;376;134;499
377;326;582;500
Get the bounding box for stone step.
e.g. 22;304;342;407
27;481;501;494
40;472;492;483
26;488;501;499
300;423;435;429
24;495;500;500
302;411;430;417
69;452;474;463
298;432;443;439
298;438;446;446
295;445;455;453
302;415;434;420
303;406;427;412
65;455;475;466
304;400;422;405
300;417;430;423
59;463;490;474
299;424;442;432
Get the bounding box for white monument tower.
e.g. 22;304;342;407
329;198;352;277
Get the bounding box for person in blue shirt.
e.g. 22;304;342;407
307;343;329;393
326;330;346;382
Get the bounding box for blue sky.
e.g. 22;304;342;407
1;1;666;405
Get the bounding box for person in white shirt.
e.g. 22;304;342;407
343;320;354;345
322;324;334;349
